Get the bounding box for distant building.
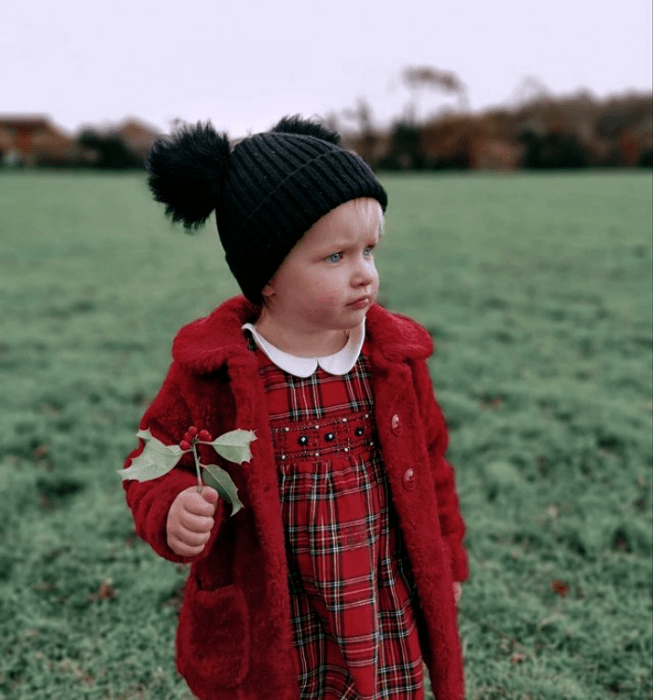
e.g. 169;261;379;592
111;117;161;161
0;115;80;166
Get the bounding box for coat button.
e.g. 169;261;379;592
403;468;416;490
298;435;309;446
391;414;403;436
355;426;364;436
324;432;335;442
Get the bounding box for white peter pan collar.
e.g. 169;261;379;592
241;319;366;378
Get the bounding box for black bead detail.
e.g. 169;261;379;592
324;432;335;442
355;427;364;436
298;435;309;446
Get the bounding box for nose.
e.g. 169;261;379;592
352;254;376;287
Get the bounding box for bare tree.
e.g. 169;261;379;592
402;66;469;122
342;97;378;164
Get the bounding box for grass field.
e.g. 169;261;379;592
0;170;651;699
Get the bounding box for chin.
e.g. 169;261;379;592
343;310;368;326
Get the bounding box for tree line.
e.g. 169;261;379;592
3;67;651;171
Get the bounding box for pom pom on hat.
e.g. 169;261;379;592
147;122;230;229
271;114;340;144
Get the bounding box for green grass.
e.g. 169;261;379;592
0;170;651;699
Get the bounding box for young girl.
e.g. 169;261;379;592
122;116;468;700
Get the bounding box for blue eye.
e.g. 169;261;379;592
327;253;342;263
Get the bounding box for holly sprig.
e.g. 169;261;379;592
120;426;256;516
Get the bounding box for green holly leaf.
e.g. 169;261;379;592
119;429;184;481
210;429;256;465
202;463;244;516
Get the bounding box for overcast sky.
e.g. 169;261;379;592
3;0;651;137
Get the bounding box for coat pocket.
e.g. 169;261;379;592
177;576;250;688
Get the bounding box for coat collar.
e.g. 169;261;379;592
172;295;434;374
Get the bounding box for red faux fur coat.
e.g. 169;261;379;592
123;295;468;700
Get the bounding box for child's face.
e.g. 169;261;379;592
261;197;382;335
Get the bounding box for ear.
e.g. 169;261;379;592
261;280;275;299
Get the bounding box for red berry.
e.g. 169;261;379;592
187;426;198;437
198;430;212;441
179;440;191;451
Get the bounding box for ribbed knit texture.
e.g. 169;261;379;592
215;132;387;304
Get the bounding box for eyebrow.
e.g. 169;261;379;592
326;227;383;250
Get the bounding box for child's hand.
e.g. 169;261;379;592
454;582;462;605
166;486;219;557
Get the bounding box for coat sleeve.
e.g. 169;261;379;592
413;359;469;582
122;361;226;565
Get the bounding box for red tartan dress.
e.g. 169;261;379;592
242;322;425;700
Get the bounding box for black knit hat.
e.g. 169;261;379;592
147;115;387;304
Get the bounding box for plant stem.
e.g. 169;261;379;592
191;442;203;492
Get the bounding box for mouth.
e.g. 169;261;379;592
347;296;370;308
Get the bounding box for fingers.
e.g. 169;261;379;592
183;489;218;517
167;519;212;555
180;511;214;534
200;486;219;505
176;527;211;547
166;486;219;557
168;534;209;558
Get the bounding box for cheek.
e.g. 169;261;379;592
369;261;380;285
316;266;347;290
313;286;341;307
308;281;344;315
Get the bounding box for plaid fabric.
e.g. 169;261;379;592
246;331;424;700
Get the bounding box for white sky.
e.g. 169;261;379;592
3;0;651;137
